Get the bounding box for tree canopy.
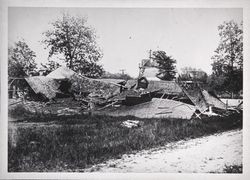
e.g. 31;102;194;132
101;71;133;80
42;14;104;78
210;20;243;94
152;50;177;81
8;40;38;77
40;60;61;76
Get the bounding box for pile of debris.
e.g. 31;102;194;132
8;65;242;120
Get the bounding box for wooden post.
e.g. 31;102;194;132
13;85;16;99
9;84;13;99
88;98;95;116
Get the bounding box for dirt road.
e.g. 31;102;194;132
85;129;242;173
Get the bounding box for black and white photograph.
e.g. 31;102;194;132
1;0;250;179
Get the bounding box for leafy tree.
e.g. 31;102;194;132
8;40;38;77
210;20;243;94
180;67;208;83
40;60;61;76
152;50;177;80
102;71;133;80
207;74;227;92
43;13;104;78
8;40;38;98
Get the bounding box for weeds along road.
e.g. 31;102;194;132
85;129;242;173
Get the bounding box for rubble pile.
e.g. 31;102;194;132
9;66;242;119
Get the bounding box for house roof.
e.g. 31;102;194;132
46;66;76;80
25;76;62;99
141;59;158;68
142;67;161;81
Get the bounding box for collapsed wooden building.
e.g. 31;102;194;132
8;59;239;119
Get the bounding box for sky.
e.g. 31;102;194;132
8;7;242;77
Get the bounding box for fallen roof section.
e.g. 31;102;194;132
25;76;61;99
178;81;209;113
202;90;227;110
97;98;196;119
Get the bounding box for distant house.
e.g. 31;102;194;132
139;58;161;81
140;58;158;68
134;58;182;95
142;67;161;81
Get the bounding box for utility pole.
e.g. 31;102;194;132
149;49;152;60
120;69;125;75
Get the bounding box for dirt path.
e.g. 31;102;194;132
85;129;242;173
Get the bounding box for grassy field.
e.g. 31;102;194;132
8;109;242;172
